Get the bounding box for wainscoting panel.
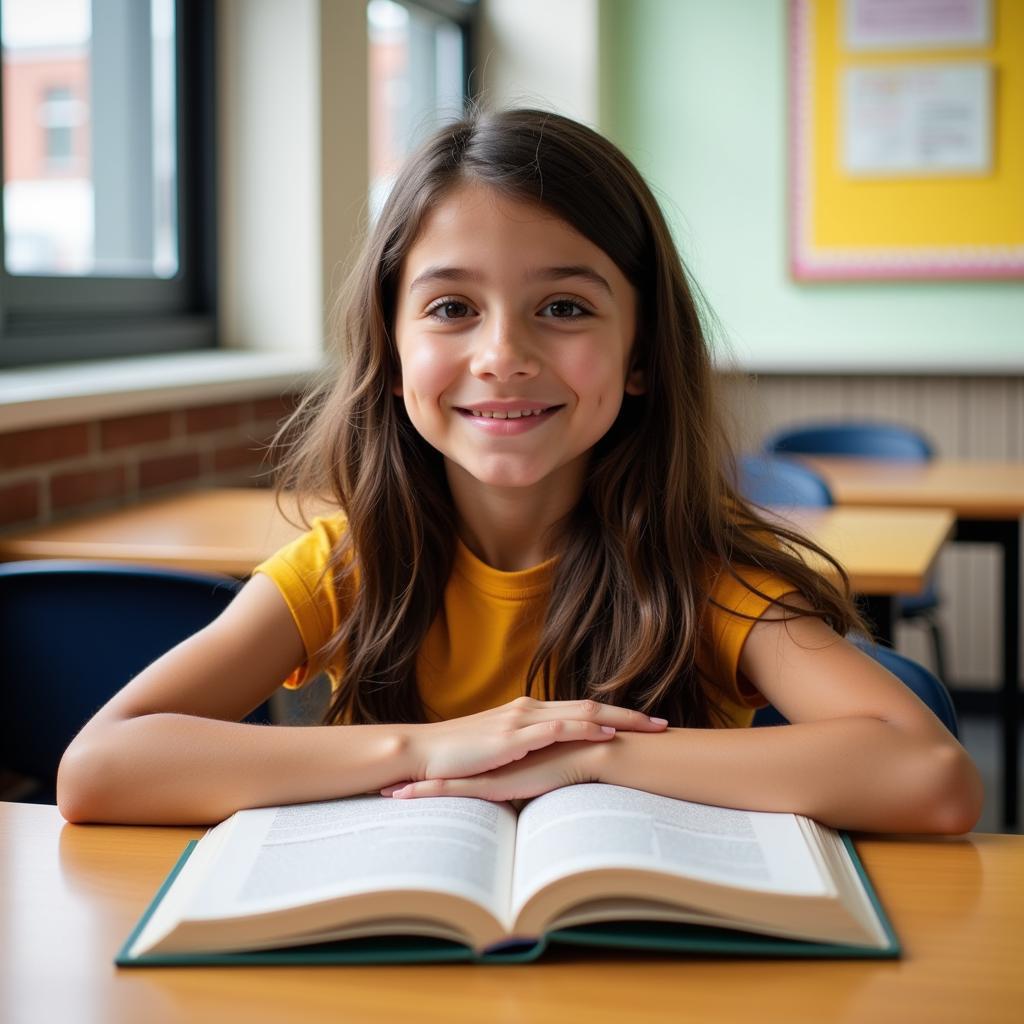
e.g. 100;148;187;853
724;374;1024;690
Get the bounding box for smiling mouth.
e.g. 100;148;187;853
455;405;564;420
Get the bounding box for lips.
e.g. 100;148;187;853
454;405;563;433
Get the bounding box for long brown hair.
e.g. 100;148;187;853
273;107;863;728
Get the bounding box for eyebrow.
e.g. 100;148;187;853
407;264;613;296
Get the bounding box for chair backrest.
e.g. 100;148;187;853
0;560;270;794
763;421;934;461
736;454;833;507
753;638;958;738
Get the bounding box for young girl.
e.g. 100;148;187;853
57;109;981;833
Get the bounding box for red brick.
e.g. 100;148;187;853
251;393;301;424
245;422;281;446
0;423;91;471
100;412;174;450
0;479;41;526
138;452;202;490
184;402;244;434
213;442;269;473
50;465;128;510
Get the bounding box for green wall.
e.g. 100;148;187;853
599;0;1023;374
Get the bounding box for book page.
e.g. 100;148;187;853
511;784;829;913
186;795;517;922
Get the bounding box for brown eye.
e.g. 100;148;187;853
541;299;589;318
428;300;470;321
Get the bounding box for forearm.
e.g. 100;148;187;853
57;715;416;826
588;721;983;834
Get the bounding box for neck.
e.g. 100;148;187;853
446;459;586;571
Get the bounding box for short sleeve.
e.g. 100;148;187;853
699;568;800;719
252;513;351;689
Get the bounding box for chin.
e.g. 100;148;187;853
465;460;552;490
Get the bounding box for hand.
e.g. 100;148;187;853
405;696;666;785
382;741;604;803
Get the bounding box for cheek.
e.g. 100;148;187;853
561;347;626;411
398;338;459;403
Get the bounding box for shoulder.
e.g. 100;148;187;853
252;509;356;622
251;509;354;690
256;510;350;578
704;563;800;621
697;562;801;716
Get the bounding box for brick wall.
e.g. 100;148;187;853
0;393;300;531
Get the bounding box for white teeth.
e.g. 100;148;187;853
470;408;550;419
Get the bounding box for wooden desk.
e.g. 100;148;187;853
799;457;1024;829
770;505;953;638
0;487;953;603
0;488;310;577
1;802;1020;1024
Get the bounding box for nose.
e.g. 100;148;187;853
468;311;540;382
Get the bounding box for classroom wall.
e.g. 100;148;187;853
599;0;1024;374
596;0;1023;688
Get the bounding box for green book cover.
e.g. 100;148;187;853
116;832;900;967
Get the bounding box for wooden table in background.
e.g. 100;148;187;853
0;488;315;576
1;801;1021;1024
799;457;1024;829
0;487;954;616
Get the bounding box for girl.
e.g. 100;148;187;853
57;109;982;833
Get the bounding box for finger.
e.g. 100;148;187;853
529;700;668;731
395;775;556;803
512;720;617;757
391;778;471;799
379;783;410;796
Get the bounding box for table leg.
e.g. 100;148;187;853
955;518;1020;831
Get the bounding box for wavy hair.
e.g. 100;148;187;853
272;108;864;728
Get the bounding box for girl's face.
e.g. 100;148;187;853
393;181;642;497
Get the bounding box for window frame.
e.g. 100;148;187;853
0;0;216;368
398;0;479;104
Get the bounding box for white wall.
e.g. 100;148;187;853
477;0;600;126
218;0;368;355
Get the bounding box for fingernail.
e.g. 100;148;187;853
601;725;616;734
649;717;668;726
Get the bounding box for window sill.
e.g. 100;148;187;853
0;350;323;432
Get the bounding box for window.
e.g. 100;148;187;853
0;0;215;367
368;0;478;218
40;86;79;170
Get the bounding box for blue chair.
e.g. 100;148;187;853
763;421;947;681
753;640;959;738
0;560;271;804
764;421;933;461
736;454;833;508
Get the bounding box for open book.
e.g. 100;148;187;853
118;784;898;965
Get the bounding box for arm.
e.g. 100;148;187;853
57;575;665;826
587;607;982;833
390;608;983;834
56;574;416;825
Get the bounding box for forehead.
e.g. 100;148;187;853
398;181;627;290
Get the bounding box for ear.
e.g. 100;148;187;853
624;367;645;396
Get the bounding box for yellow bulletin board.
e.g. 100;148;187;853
789;0;1024;280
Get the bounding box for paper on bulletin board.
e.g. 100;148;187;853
845;0;990;51
842;62;992;176
789;0;1024;280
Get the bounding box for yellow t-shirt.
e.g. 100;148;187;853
254;515;797;728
